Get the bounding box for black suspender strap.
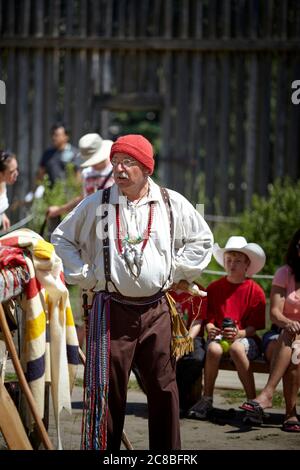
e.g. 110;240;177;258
160;187;174;289
97;170;113;191
101;187;114;290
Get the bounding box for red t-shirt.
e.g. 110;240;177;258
170;284;207;336
206;277;266;331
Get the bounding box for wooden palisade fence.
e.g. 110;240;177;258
0;0;299;216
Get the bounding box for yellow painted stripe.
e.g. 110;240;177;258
34;239;54;259
26;311;46;341
65;306;75;326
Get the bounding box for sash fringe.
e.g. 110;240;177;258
165;292;194;358
81;293;110;450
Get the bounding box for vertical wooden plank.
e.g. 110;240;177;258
16;50;30;206
63;0;74;130
204;56;217;214
19;0;31;37
219;55;230;214
286;7;300;180
4;51;16;152
188;0;204;203
0;49;4;148
257;54;271;197
159;0;173;187
123;0;136;93
146;0;161;94
31;0;45;187
273;56;287;179
73;0;87;143
245;55;258;208
173;52;190;194
100;0;113;137
0;0;3;34
234;53;246;213
137;0;150;91
44;0;60;146
218;1;232;214
7;0;15;36
245;0;259;207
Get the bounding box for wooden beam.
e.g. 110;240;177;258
0;382;33;450
94;92;163;111
0;37;300;52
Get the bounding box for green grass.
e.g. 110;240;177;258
221;389;299;408
127;379;143;391
4;372;17;382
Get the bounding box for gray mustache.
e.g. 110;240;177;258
116;171;129;179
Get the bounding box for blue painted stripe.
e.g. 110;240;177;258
26;355;45;382
67;344;79;365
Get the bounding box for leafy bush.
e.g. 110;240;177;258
239;178;300;277
28;164;81;237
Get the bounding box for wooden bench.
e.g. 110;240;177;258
219;356;270;374
189;356;270;406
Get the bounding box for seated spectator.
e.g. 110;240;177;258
189;236;266;420
240;228;300;432
170;282;207;416
0;150;19;231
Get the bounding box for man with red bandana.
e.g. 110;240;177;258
52;134;213;450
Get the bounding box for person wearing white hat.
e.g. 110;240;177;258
47;133;114;219
189;236;266;420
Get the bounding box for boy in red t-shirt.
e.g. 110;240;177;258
170;283;207;415
189;236;266;420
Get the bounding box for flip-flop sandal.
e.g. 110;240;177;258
239;399;263;413
239;400;266;425
282;420;300;433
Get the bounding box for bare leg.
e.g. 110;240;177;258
264;339;277;365
254;331;294;409
283;362;300;422
203;342;223;397
229;341;256;399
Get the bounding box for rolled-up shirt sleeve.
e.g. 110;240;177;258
171;192;213;284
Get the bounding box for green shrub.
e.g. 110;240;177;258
239;178;300;278
28;164;81;236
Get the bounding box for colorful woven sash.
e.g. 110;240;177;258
81;293;111;450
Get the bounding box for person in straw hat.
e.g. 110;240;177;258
189;235;266;420
52;133;213;450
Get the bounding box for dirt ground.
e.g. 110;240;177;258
46;385;300;451
1;380;300;451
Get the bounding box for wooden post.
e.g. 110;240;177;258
0;303;54;450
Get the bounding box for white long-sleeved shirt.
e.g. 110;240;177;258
51;178;213;297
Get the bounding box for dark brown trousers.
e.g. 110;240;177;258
107;296;181;450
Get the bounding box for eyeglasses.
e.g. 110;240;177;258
111;157;137;168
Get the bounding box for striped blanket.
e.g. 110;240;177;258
0;228;79;449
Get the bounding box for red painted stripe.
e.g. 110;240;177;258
0;236;19;246
25;277;42;299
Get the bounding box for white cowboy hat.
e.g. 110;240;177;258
79;133;113;167
213;236;266;276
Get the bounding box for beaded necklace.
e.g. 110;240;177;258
116;201;155;278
